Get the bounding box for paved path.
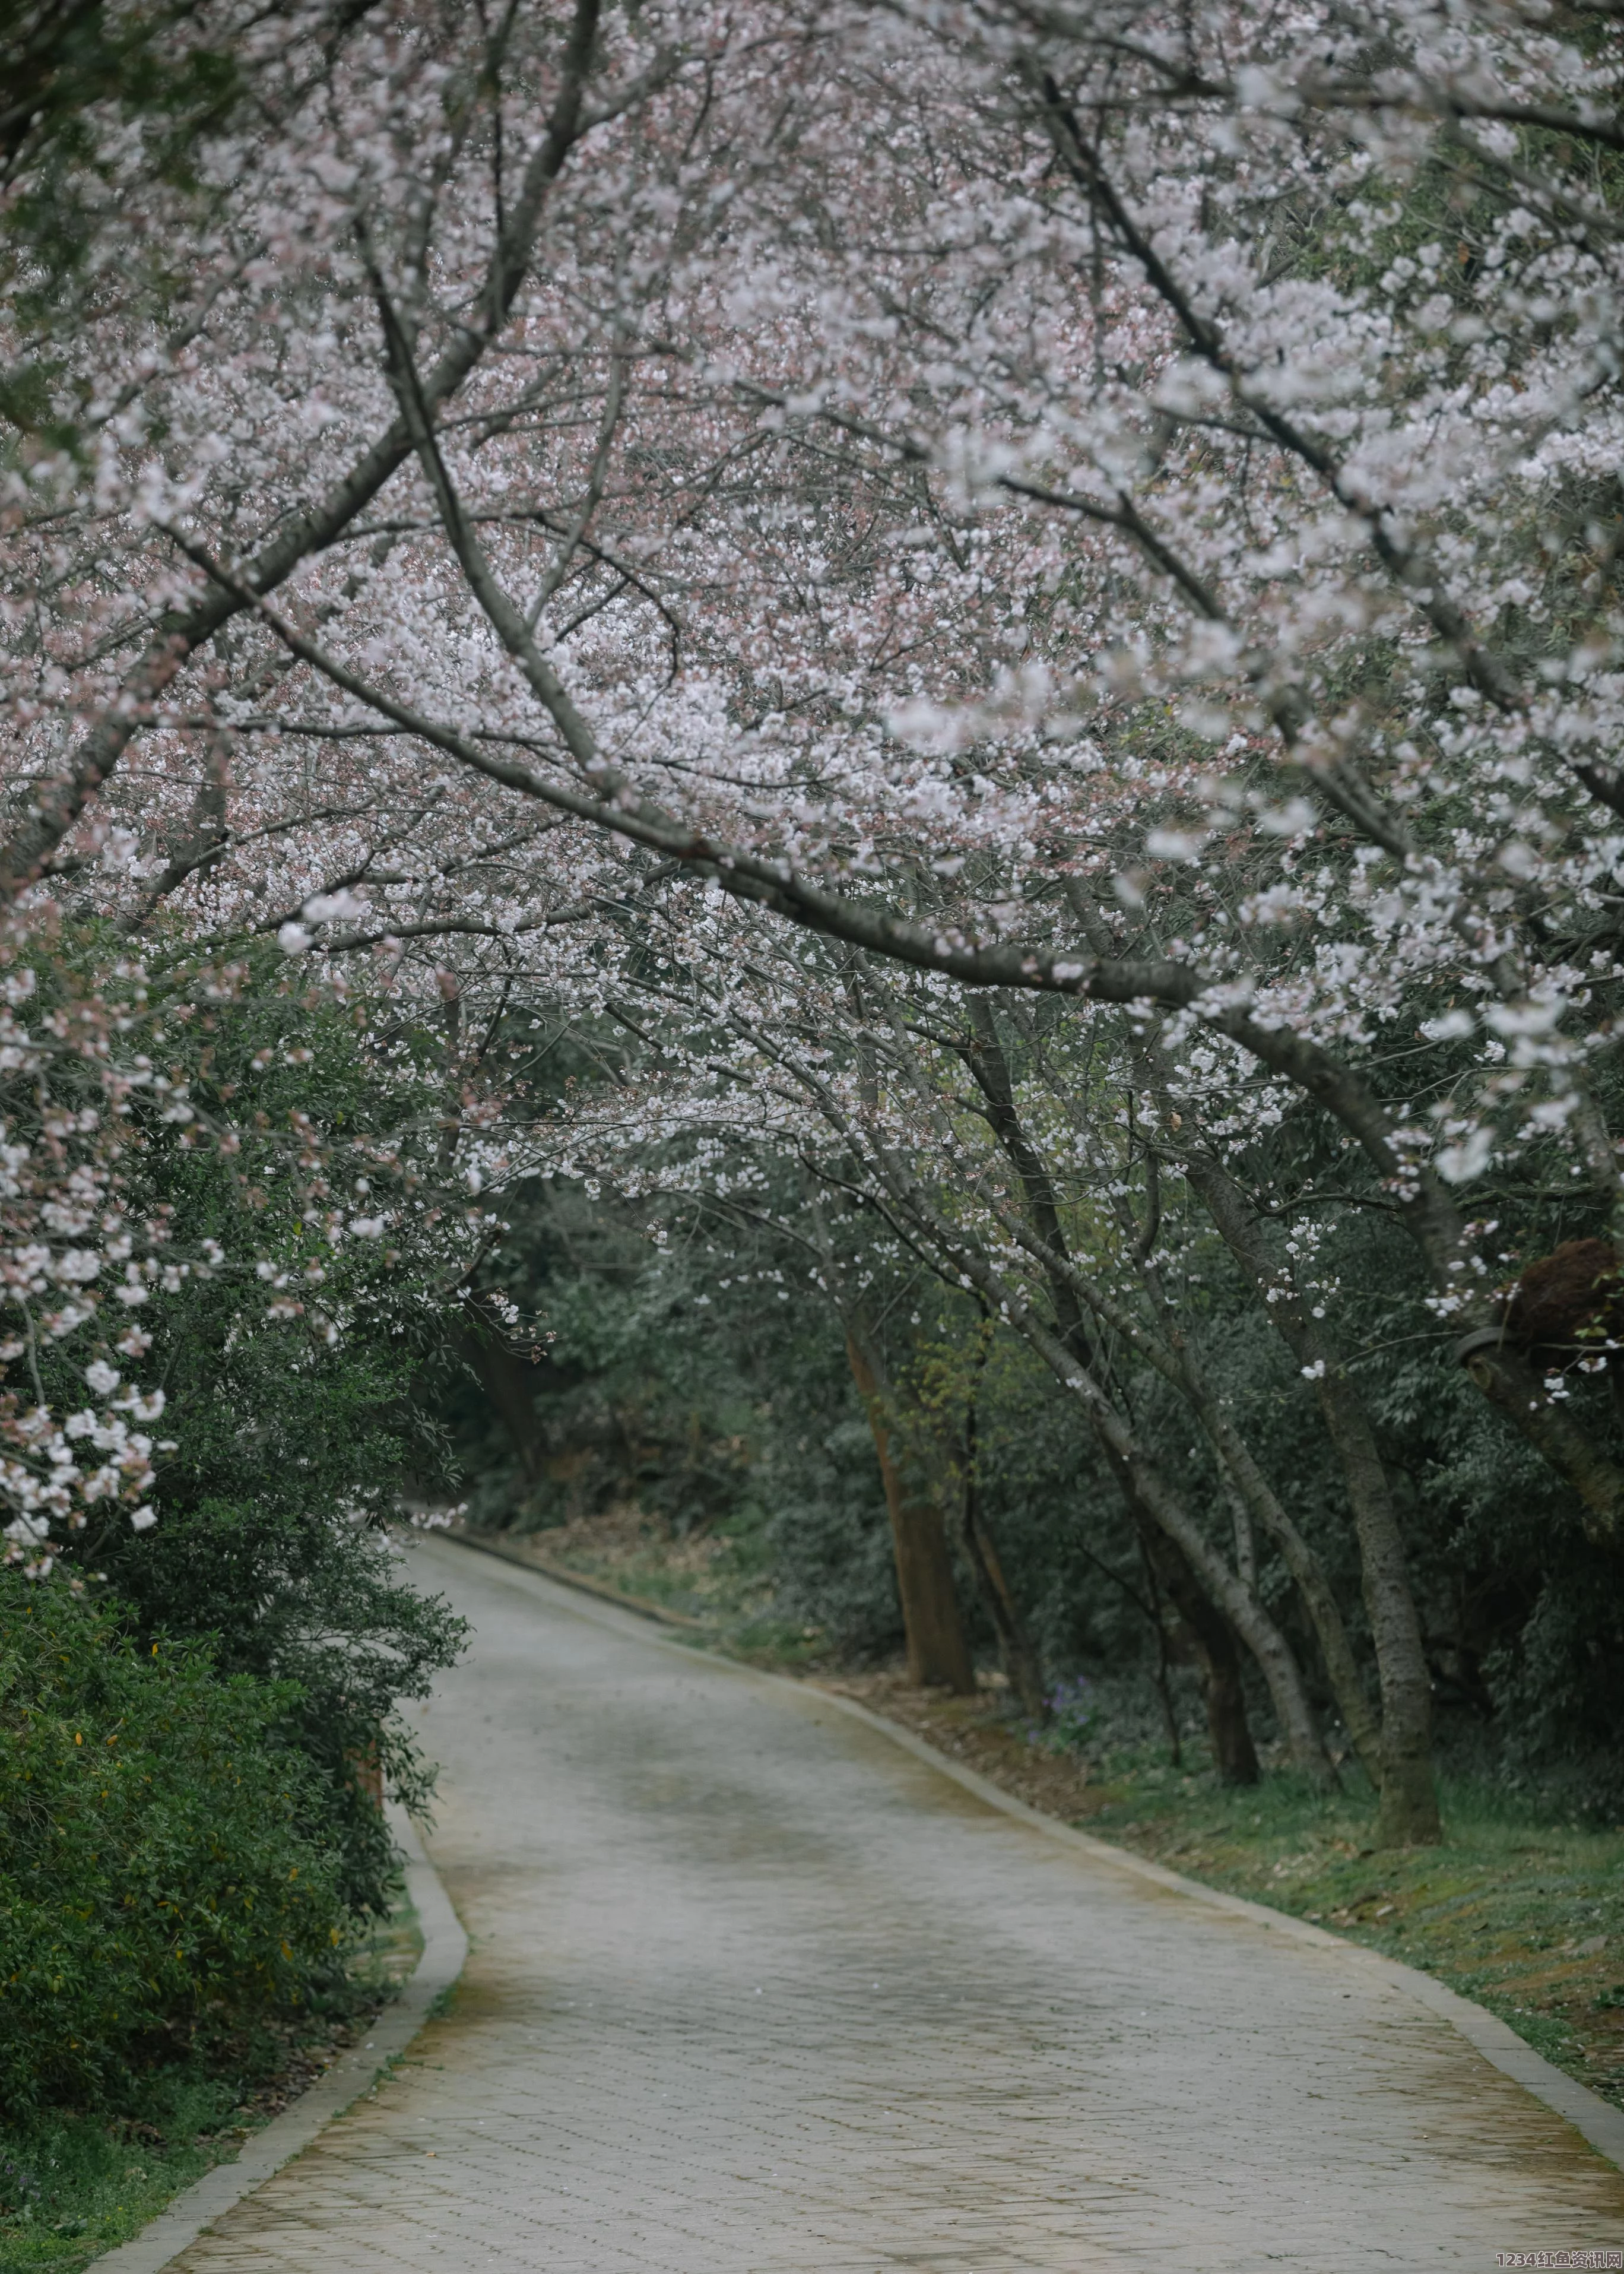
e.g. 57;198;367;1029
170;1538;1624;2273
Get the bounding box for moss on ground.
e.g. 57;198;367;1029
0;2075;255;2274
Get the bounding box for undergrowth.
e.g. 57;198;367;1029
0;1879;421;2274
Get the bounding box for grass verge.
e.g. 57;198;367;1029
452;1506;821;1659
1078;1752;1624;2109
0;1876;423;2274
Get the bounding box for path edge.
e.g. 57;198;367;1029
812;1681;1624;2176
441;1521;710;1629
424;1534;1624;2178
87;1806;468;2274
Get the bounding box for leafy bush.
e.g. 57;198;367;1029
0;935;471;1920
93;961;470;1912
0;1577;347;2115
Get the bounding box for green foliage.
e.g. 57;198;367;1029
103;1503;456;1920
449;1152;1624;1810
0;940;473;1920
0;2069;248;2272
764;1411;902;1662
0;1576;346;2117
86;958;467;1912
448;1182;786;1539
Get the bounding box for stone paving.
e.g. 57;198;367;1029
169;1538;1624;2273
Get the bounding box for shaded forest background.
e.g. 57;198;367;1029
441;1027;1624;1823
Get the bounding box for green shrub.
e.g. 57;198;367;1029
0;1578;347;2115
6;938;469;1920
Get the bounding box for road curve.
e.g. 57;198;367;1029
168;1536;1624;2273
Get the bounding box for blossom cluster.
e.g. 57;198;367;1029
4;0;1624;1581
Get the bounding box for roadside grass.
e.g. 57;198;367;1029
472;1505;821;1658
848;1686;1624;2113
0;1877;423;2274
827;1677;1624;2118
1077;1751;1624;2110
0;2068;244;2274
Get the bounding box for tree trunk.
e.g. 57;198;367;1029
459;1303;547;1490
957;1000;1329;1776
995;1198;1372;1786
845;1328;976;1693
1137;1536;1185;1764
962;1365;1047;1719
1141;1525;1260;1784
1314;1367;1440;1847
1181;1155;1441;1845
887;1159;1330;1771
946;1220;1330;1774
1168;1336;1379;1788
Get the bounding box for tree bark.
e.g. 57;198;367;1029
901;1184;1331;1772
845;1325;976;1693
1137;1535;1185;1763
957;1000;1330;1777
1001;1204;1381;1791
961;1354;1047;1719
1141;1525;1260;1785
1181;1155;1441;1845
459;1298;546;1490
1045;932;1436;1839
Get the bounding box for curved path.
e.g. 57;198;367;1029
169;1538;1624;2273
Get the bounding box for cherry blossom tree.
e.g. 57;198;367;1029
5;0;1624;1838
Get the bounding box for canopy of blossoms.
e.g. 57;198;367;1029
4;0;1622;1833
